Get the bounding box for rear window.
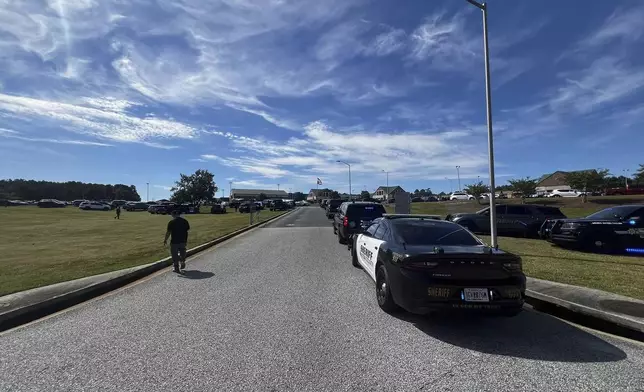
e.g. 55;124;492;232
347;204;386;219
392;221;481;246
329;199;343;207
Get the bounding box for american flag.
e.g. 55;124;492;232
316;178;322;185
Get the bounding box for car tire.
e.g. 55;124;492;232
376;264;399;313
553;194;561;197
337;231;346;244
351;239;360;268
333;224;337;235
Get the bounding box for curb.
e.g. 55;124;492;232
525;289;644;342
0;209;296;332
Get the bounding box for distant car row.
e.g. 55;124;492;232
322;200;526;317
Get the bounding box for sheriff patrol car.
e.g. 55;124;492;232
349;214;526;316
545;205;644;254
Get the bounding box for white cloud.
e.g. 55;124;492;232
578;5;644;49
365;28;406;56
408;11;478;68
0;94;197;146
226;104;301;131
154;184;173;191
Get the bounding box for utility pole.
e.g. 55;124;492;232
382;170;389;202
229;181;232;198
146;182;149;202
467;0;498;248
623;169;629;189
277;183;280;191
456;166;461;191
337;161;352;201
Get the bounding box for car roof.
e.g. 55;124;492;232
383;214;443;220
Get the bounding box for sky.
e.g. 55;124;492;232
1;0;643;200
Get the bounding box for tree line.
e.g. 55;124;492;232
0;179;141;201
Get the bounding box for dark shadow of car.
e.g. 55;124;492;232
389;309;626;362
178;270;215;279
210;205;227;214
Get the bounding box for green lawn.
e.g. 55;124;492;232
0;206;284;296
387;196;644;300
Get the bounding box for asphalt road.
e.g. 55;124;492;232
2;207;644;391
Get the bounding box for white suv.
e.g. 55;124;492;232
449;191;475;201
547;189;583;198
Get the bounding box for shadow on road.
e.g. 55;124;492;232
178;270;215;279
393;309;627;363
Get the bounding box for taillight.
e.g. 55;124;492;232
343;216;348;227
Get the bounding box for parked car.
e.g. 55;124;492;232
124;202;150;212
110;200;128;209
547;189;583;198
332;201;387;244
604;186;644;196
37;199;67;208
449;192;475;201
541;205;644;254
79;201;110;211
210;204;227;214
72;199;88;207
446;204;567;238
239;202;252;213
320;199;330;209
325;199;343;219
349;215;525;316
270;199;289;211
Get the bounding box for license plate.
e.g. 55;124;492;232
463;288;489;302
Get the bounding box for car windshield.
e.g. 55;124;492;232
348;204;386;219
393;221;482;246
329;200;343;207
586;206;640;220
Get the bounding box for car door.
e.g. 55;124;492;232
358;222;379;277
504;205;532;233
362;222;389;281
492;204;509;231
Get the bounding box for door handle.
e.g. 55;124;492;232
374;246;378;250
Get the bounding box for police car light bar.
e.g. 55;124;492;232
383;214;443;220
626;248;644;254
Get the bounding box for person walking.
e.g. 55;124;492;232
114;205;121;220
164;209;190;273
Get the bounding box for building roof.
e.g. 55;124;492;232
374;185;404;194
308;189;333;195
536;170;594;187
231;189;288;196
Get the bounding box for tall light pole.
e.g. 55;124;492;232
277;183;280;191
146;182;149;202
382;170;389;202
467;0;498;249
337;160;352;200
623;169;629;188
445;177;453;193
456;166;461;191
229;181;232;198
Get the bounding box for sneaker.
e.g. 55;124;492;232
173;267;181;273
180;262;186;269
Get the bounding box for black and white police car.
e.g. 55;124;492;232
350;214;526;316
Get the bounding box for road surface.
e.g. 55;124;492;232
1;207;643;391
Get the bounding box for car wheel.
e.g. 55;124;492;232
376;265;399;313
469;197;475;200
333;224;337;235
351;239;360;268
337;230;346;244
553;194;562;197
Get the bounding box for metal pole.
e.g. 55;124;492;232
348;165;352;201
446;177;453;193
456;166;461;191
277;184;280;191
146;182;149;202
229;181;232;198
623;169;629;188
481;2;498;249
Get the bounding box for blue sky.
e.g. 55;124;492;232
1;0;643;199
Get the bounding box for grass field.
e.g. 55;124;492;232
388;195;644;300
0;206;285;296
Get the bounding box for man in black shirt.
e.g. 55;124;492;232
164;210;190;273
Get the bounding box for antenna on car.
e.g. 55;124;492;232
433;246;444;254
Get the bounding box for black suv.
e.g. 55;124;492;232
332;201;386;244
270;199;289;211
446;204;566;238
542;205;644;253
325;199;343;219
124;202;149;212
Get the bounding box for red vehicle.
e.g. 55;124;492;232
604;186;644;196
